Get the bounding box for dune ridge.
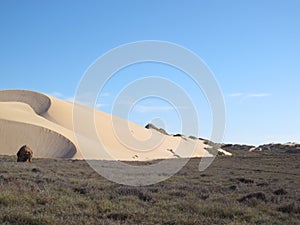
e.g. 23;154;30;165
0;90;51;115
0;89;221;160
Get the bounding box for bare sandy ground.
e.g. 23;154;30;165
0;90;225;160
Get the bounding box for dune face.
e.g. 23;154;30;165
0;90;51;115
0;120;76;158
0;89;223;160
0;90;76;158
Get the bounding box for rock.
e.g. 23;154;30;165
17;145;33;162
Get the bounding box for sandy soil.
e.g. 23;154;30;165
0;90;220;160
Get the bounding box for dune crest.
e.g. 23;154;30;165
0;90;51;115
0;89;222;160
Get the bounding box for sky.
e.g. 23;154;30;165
0;0;299;145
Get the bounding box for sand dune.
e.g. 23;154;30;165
0;119;76;158
0;89;222;160
0;90;51;115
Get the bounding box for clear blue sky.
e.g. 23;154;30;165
0;0;299;145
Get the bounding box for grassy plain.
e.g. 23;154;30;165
0;152;299;224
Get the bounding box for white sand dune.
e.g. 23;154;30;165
0;89;225;160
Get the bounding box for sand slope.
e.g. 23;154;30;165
0;90;221;160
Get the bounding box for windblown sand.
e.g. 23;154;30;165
0;90;222;160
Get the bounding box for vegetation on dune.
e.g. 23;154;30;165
0;153;299;225
144;123;169;136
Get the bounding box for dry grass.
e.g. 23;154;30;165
0;152;299;224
